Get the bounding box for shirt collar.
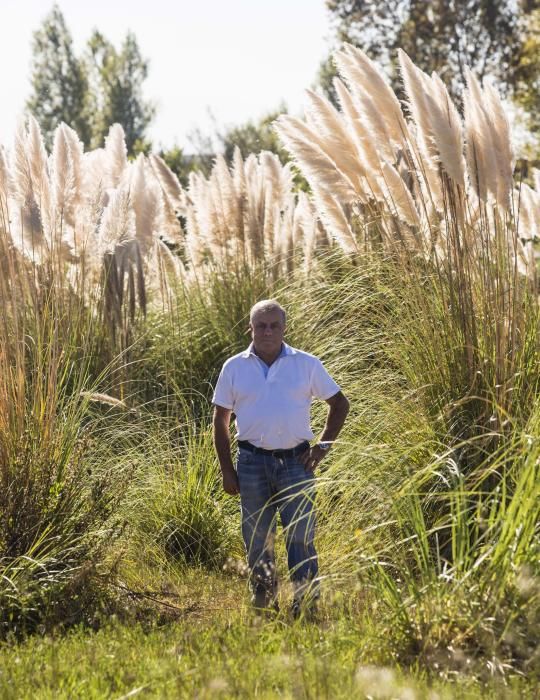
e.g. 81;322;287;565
241;342;296;359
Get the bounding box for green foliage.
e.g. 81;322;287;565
26;5;154;154
220;107;289;163
514;8;540;155
127;421;242;570
323;0;534;102
0;264;128;638
26;3;91;148
85;30;155;153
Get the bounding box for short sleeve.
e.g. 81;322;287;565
310;359;340;400
212;363;234;409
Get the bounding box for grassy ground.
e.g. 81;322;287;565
0;571;533;700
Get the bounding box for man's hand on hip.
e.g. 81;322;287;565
222;466;240;495
299;444;328;472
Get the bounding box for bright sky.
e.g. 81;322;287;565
0;0;332;151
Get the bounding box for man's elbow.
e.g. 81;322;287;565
328;391;350;415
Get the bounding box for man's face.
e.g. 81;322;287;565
250;309;285;355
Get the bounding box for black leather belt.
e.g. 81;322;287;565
237;440;310;458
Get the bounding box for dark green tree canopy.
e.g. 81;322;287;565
26;3;91;148
219;108;289;163
324;0;527;99
85;30;155;153
26;5;154;154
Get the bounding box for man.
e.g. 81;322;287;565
212;299;349;617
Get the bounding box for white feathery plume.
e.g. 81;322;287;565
129;155;161;256
333;77;384;194
345;80;397;163
280;162;296;205
294;191;318;270
63;125;86;251
150;238;182;299
516;184;540;243
429;74;466;188
51;124;77;227
513;184;538;278
192;174;221;254
402;115;444;212
81;148;108;206
279;197;295;273
291;194;305;249
262;187;276;257
61;124;84;216
149;153;185;213
26;116;49;196
159;191;184;246
187;170;206;203
104;124;128;189
232;147;248;249
0;145;9;204
398;50;437;159
184;201;206;268
312;187;358;253
97;185;135;258
208;167;229;247
244;152;259;185
213;154;238;237
260;151;283;199
380;161;421;228
261;152;295;231
533;168;540;193
275;115;363;202
232;146;246;195
303;88;368;192
25;116;53;243
336;44;408;148
244;157;264;261
397;50;449;207
464;69;499;203
0;145;12;246
483;82;514;208
143;155;184;246
11;120;45;252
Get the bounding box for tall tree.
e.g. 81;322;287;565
27;6;154;154
85;30;155;153
323;0;527;100
26;3;91;148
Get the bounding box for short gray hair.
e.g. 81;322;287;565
249;299;286;325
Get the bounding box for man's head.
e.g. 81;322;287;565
249;299;286;356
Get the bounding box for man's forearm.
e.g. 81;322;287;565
213;423;235;473
320;395;350;443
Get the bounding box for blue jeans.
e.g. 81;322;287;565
236;446;319;604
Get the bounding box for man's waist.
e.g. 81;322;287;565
237;440;310;458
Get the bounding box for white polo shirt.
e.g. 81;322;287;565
212;342;340;449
